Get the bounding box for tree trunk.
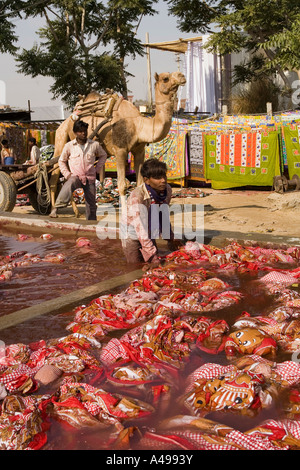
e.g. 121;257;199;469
120;56;128;99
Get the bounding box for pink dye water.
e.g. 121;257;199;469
0;230;136;345
0;232;131;316
0;231;299;450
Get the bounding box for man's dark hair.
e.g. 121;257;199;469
141;158;167;179
28;137;36;144
1;139;8;146
73;120;88;133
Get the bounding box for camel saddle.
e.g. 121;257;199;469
71;89;121;121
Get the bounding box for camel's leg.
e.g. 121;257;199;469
132;144;145;187
49;165;61;210
115;150;128;208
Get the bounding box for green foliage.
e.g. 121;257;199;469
0;0;25;53
1;0;158;106
17;43;123;107
166;0;300;86
262;15;300;71
232;78;280;114
232;54;278;85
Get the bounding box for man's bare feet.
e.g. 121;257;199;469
49;208;58;218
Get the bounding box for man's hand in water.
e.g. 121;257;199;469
142;254;160;272
167;239;184;252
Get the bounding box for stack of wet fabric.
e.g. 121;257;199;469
72;177;136;206
39;145;54;162
0;250;66;283
96;177;136;206
2;240;300;449
66;290;159;340
16;194;30;206
171;187;209;198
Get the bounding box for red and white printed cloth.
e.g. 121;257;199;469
259;271;298;287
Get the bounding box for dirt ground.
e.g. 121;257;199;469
9;186;300;243
198;187;300;239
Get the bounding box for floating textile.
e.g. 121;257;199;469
0;249;66;286
182;359;300;417
282;123;300;178
144;129;187;181
205;130;281;188
2;240;300;449
138;417;300;450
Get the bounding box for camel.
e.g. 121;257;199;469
49;71;186;215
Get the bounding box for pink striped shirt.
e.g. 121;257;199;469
59;138;107;184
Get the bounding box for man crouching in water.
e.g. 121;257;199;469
120;158;183;267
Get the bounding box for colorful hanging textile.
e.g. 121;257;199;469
205;130;280;187
0;126;26;162
282;124;300;178
105;155;118;172
145;129;187;180
105;154;131;173
188;129;205;179
279;125;288;170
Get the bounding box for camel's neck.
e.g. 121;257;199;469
138;90;175;143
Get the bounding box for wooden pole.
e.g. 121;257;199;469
146;32;153;112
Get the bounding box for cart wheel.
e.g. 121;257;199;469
273;175;286;194
0;171;17;212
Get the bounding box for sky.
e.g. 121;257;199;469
0;2;189;110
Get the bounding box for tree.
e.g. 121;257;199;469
166;0;300;90
262;15;300;73
16;0;157;106
102;0;157;99
0;0;26;53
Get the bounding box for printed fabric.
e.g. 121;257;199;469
144;130;187;180
205;130;280;187
282;124;300;178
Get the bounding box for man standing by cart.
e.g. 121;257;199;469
50;120;107;220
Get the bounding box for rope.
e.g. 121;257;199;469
34;163;51;214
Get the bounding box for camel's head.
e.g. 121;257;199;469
154;72;186;96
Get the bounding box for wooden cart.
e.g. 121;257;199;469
0;157;59;215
